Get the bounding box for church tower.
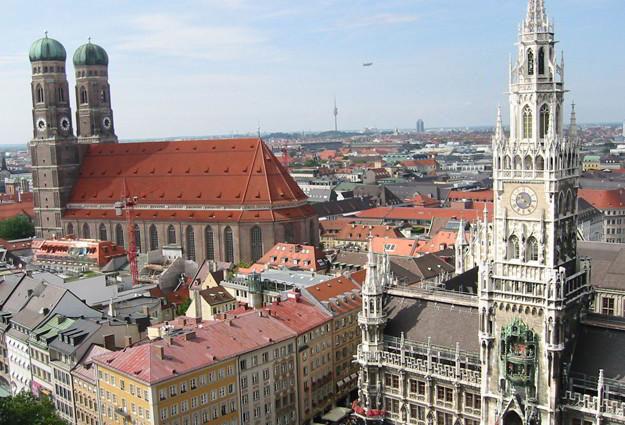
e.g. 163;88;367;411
73;41;117;144
29;34;80;238
479;1;591;424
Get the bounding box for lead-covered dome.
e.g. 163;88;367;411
73;41;109;66
29;35;67;62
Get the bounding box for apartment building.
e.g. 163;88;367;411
72;345;111;425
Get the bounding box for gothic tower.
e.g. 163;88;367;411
29;34;80;238
357;239;390;414
479;1;591;424
73;40;117;144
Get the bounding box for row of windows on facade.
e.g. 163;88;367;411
33;65;65;74
35;84;108;105
160;395;236;421
517;104;558;140
240;344;294;370
67;223;264;263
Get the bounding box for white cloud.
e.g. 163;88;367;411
320;12;420;32
116;14;277;61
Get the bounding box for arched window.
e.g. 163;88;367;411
100;88;107;103
559;193;566;216
556;105;561;134
149;224;159;251
539;104;550;139
224;227;234;263
36;85;44;103
80;87;88;104
67;223;74;236
527;49;535;76
504;156;512;169
524;155;533;171
527;237;539;262
514;156;522;170
99;223;107;241
535;156;545;171
57;87;65;103
250;226;263;262
167;225;176;244
538;47;545;75
115;224;124;246
186;226;196;261
522;106;533;139
205;226;214;261
567;190;575;213
82;223;91;239
134;224;141;253
508;235;520;260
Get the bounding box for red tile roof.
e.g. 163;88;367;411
355;206;492;222
68;138;307;208
306;273;362;315
322;222;404;242
239;243;328;274
448;189;494;202
32;238;126;267
579;188;625;210
264;296;331;334
0;198;34;220
400;159;438;168
94;309;297;384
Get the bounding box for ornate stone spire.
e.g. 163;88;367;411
569;102;577;139
524;0;550;34
495;106;503;140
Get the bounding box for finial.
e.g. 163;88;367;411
88;36;92;44
44;30;48;38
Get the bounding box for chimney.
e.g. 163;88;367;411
103;334;115;350
152;345;165;360
183;331;195;341
124;335;133;347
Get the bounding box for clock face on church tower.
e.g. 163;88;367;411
510;186;538;215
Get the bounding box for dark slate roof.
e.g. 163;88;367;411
199;286;235;305
385;296;479;353
10;284;66;330
1;275;44;314
444;267;479;294
571;322;625;383
578;241;625;290
48;318;102;355
0;273;24;308
390;254;454;285
312;197;376;218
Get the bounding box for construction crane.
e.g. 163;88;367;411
115;192;139;286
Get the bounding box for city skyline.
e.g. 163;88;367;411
0;0;623;144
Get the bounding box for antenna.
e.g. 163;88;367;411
333;97;339;132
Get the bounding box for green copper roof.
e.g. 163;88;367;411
29;35;67;62
73;41;109;66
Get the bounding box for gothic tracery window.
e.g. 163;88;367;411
250;226;263;262
99;223;107;241
115;223;124;246
82;223;91;239
224;226;234;263
205;226;215;261
527;49;535;76
149;224;159;251
535;156;545;171
522;106;533;139
538;47;545;75
186;225;196;261
36;85;44;103
57;87;65;103
134;224;141;253
526;237;539;262
508;235;520;260
167;224;176;244
67;223;74;236
524;155;533;171
80;87;88;104
539;104;550;139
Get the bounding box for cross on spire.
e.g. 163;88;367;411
44;30;48;38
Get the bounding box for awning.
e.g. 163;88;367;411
350;372;358;380
322;407;353;422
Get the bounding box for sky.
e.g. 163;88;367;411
0;0;623;144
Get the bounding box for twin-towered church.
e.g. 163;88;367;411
28;36;318;264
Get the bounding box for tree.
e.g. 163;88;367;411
0;393;66;425
0;215;35;240
176;297;192;316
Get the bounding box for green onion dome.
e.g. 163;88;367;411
29;35;67;62
73;41;109;66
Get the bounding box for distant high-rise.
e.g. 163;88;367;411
333;98;339;132
416;118;425;133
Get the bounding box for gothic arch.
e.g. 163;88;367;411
224;226;234;263
67;222;74;236
57;87;65;103
539;104;550;138
134;224;141;253
205;226;215;261
524;155;533;171
526;236;539;262
538;47;545;75
503;410;523;425
80;86;88;104
522;105;533;139
185;226;196;261
149;224;159;251
99;223;107;241
504;155;512;169
514;155;523;170
115;224;124;246
167;224;176;244
508;235;520;260
82;223;91;239
535;155;545;171
558;192;566;216
527;49;535;76
36;84;44;103
250;226;263;262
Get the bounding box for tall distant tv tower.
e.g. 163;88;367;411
333;97;339;132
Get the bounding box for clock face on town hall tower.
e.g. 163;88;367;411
510;186;538;215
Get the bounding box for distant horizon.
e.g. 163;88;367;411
1;0;623;145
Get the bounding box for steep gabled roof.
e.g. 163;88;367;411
68;138;307;208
